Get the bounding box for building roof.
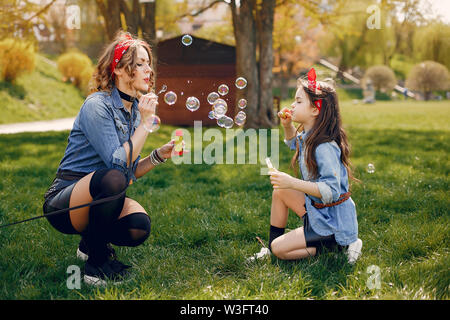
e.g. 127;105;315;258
157;35;235;65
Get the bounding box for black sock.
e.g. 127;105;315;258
269;225;285;252
87;168;127;266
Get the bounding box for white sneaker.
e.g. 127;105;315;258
247;247;271;262
346;238;363;264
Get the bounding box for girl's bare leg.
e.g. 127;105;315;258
269;188;316;259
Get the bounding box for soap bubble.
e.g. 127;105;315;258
236;111;246;120
164;91;177;105
218;84;229;96
235;77;247;89
238;98;247;109
217;115;234;129
143;115;161;133
208;110;216;120
212;98;227;117
234;111;246;126
181;34;193;46
207;92;220;105
185;96;200;112
366;163;375;173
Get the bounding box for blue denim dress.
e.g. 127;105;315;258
284;130;358;246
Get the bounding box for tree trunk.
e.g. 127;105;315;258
256;0;276;128
141;1;156;48
231;0;259;128
119;0;140;36
96;0;122;40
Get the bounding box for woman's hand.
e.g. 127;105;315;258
157;140;175;159
278;107;292;127
138;92;158;121
269;169;297;189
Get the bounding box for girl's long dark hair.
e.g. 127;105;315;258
290;78;357;184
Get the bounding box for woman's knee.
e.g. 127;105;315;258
89;168;128;198
109;212;151;247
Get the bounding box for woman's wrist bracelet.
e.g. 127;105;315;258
149;149;166;166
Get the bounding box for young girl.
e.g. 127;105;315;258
43;31;175;285
262;68;362;263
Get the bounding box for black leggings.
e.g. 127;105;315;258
43;168;151;264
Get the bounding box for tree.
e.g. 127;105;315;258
95;0;156;46
273;2;321;100
413;22;450;70
362;65;397;92
406;61;450;100
0;0;58;40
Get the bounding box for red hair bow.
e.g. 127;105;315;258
307;68;322;113
111;34;134;76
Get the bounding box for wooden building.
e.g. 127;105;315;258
155;35;238;126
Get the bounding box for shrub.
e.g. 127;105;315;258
0;38;36;83
57;50;94;94
362;65;397;93
406;61;450;100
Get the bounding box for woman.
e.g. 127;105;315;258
43;31;175;285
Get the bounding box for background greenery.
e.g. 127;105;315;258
0;100;448;300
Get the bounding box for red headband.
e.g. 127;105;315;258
307;68;323;112
111;34;134;76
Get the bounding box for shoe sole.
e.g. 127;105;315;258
83;275;124;286
347;239;363;264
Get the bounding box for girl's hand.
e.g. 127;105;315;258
139;92;158;121
157;140;175;159
277;107;292;127
269;169;296;189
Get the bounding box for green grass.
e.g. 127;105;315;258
0;100;448;300
0;54;85;124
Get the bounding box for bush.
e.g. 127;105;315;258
57;50;94;94
0;38;36;83
362;65;397;93
406;61;450;101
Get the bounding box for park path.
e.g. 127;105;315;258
0;117;75;134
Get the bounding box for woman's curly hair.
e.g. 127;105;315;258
89;30;155;94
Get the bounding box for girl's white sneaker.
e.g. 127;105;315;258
247;247;271;262
346;238;363;264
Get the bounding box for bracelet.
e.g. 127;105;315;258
149;149;166;166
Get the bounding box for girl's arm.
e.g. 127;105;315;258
279;108;297;140
269;170;322;198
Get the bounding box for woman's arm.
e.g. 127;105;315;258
134;140;175;179
123;123;149;164
134;154;155;179
123;93;158;165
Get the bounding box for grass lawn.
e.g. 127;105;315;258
0;100;448;300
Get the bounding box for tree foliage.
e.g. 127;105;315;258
406;61;450;100
0;38;36;83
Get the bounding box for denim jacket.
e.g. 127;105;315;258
284;130;358;246
57;86;141;182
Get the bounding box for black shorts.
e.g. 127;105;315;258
43;178;79;235
302;209;346;253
